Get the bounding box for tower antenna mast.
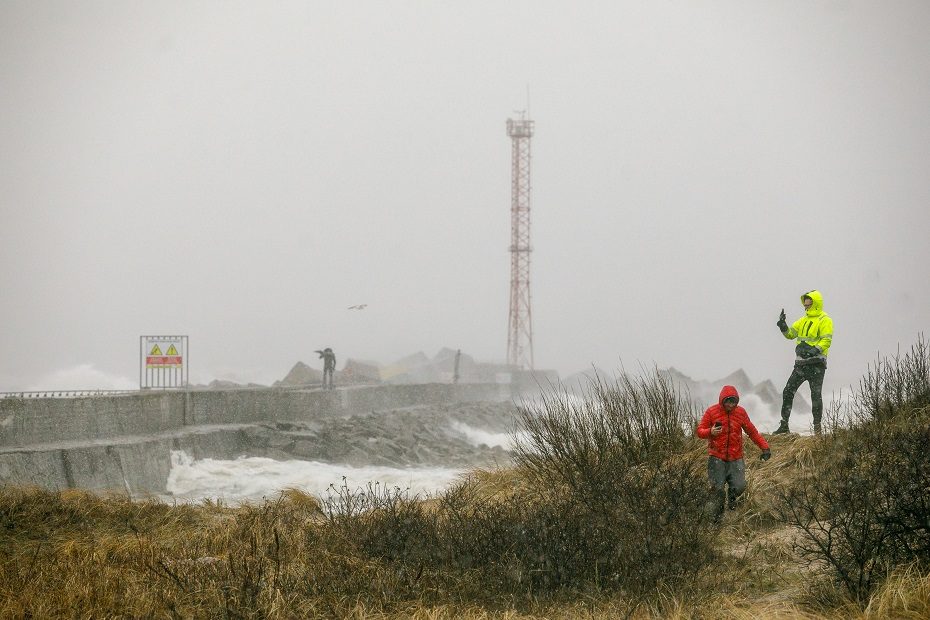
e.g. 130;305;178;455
506;111;535;370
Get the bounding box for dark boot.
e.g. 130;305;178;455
773;420;790;435
727;487;744;511
707;489;725;523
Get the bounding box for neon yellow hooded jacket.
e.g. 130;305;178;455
783;290;833;362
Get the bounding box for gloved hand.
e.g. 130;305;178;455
760;449;771;462
795;342;819;359
777;309;788;332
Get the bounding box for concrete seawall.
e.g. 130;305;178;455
0;383;510;495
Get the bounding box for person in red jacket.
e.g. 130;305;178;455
696;385;771;522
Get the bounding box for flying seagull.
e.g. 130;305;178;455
347;304;367;310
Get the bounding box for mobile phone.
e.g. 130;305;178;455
713;421;722;429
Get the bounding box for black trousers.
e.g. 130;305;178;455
781;363;826;424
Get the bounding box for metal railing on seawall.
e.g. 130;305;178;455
0;389;139;399
0;382;384;400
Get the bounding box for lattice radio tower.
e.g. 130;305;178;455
506;112;534;370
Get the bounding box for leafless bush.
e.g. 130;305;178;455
500;368;714;593
777;337;930;602
851;334;930;422
513;368;700;508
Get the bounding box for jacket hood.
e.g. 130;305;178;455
718;385;740;406
802;290;824;316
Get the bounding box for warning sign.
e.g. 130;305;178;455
145;339;183;367
140;335;189;389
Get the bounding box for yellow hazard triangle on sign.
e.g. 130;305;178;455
166;344;178;355
149;344;162;355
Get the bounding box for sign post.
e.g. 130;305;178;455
140;335;189;389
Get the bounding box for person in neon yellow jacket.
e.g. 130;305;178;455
774;290;833;434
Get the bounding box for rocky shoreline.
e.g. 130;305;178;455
244;401;519;469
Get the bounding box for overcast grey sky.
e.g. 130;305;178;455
2;1;928;396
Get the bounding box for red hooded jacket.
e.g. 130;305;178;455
696;385;769;462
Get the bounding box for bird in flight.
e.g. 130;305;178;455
347;304;367;310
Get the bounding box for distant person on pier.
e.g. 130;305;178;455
315;347;336;390
773;290;834;435
696;385;771;523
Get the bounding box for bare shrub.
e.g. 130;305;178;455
851;334;930;422
777;336;930;602
513;369;700;504
504;368;714;593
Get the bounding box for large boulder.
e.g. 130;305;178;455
338;359;381;384
713;368;754;395
273;361;323;387
381;351;433;383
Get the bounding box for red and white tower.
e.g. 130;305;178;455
506;114;534;370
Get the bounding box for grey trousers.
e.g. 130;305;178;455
707;457;746;521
